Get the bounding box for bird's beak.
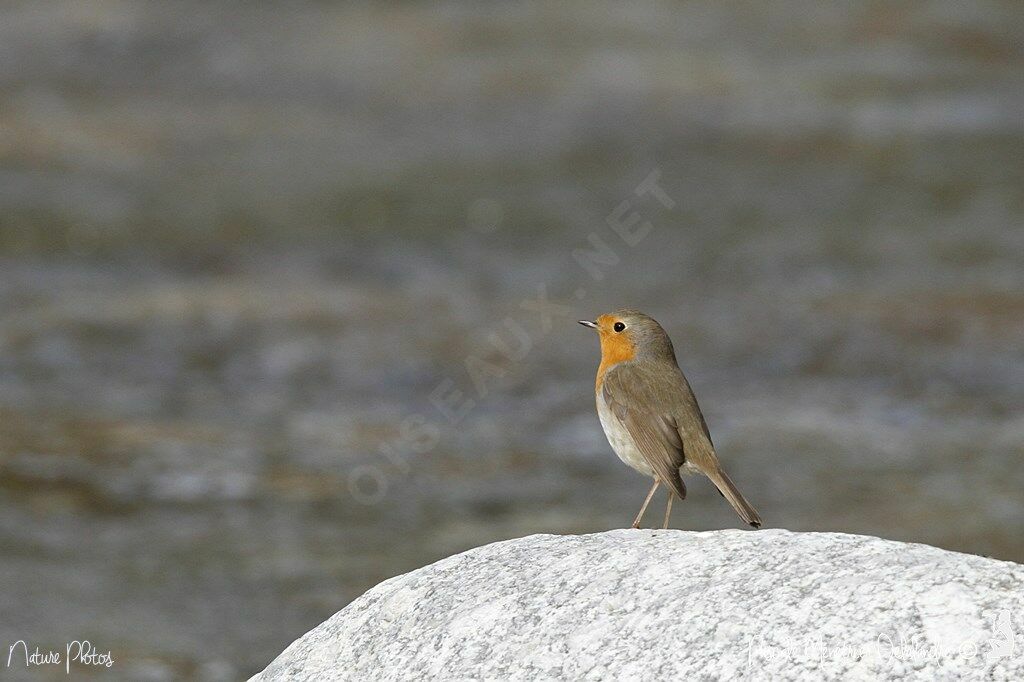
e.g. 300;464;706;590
578;320;598;329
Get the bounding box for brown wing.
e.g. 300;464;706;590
676;370;714;448
601;364;687;499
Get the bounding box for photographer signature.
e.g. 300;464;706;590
6;640;114;674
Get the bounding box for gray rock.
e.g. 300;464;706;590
251;530;1024;681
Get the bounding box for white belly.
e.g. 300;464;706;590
596;394;655;477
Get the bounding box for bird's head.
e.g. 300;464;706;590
578;309;676;365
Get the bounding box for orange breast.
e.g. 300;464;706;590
596;332;636;390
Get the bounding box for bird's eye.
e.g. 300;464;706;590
613;321;626;332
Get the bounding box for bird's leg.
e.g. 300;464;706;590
662;491;673;529
632;479;660;528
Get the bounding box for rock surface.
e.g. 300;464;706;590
251;530;1024;681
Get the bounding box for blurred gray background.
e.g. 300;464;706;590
1;1;1023;679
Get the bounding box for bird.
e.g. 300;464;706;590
579;309;762;529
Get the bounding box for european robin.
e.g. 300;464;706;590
579;310;762;529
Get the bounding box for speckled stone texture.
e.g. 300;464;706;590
251;530;1024;681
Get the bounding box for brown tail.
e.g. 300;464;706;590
704;467;762;528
